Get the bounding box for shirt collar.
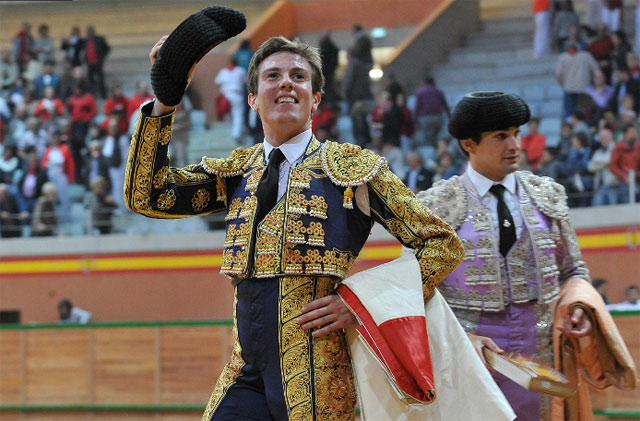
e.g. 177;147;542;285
263;129;312;165
466;162;517;197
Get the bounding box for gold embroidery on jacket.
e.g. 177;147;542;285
156;189;176;210
368;166;464;299
279;276;356;420
153;166;169;189
192;188;210;212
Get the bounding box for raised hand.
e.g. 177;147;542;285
150;5;246;107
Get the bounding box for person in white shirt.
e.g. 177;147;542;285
58;299;92;324
607;285;640;311
214;57;247;144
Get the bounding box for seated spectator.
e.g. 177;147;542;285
588;128;620;205
592;278;609;304
566;132;593;206
0;183;24;238
558;121;574;160
33;85;64;125
0;144;20;186
610;123;640;203
537;147;567;184
17;116;48;159
9;76;27;108
585;71;614;123
31;181;58;236
22;52;42;87
15;153;47;216
433;151;458;183
7;103;28;144
82;139;111;191
607;285;640;311
611;30;632;72
85;175;117;235
521;117;546;171
619;109;637;126
58;299;92;324
609;68;640;115
569;110;591;138
626;51;640;79
403;151;433;193
0;50;20;97
101;82;129;135
599;109;620;139
33;59;60;99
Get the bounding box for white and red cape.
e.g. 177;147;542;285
338;252;516;420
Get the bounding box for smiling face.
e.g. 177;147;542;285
248;52;321;145
461;126;521;181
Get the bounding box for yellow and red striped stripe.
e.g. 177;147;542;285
1;227;637;277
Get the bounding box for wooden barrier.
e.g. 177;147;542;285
1;313;638;420
591;311;640;421
0;321;233;420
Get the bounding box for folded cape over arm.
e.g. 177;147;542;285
552;277;638;421
338;252;515;421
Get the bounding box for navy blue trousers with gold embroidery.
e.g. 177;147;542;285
211;277;288;421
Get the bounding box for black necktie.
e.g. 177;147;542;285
254;148;285;223
489;184;516;257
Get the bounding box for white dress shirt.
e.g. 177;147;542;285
466;163;524;241
262;129;313;200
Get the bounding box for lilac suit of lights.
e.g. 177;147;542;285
418;171;589;421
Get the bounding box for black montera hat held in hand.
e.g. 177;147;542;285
448;91;530;140
151;5;246;106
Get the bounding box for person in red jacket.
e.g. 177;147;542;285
587;23;615;83
101;83;129;134
610;123;640;203
126;80;154;122
521;117;546;171
33;85;64;124
66;81;96;181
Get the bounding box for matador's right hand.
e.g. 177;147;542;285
150;5;246;107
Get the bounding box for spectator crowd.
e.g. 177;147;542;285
1;7;640;239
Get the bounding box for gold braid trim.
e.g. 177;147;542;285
368;166;464;299
201;144;263;177
320;141;386;209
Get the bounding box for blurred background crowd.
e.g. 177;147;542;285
1;0;639;240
